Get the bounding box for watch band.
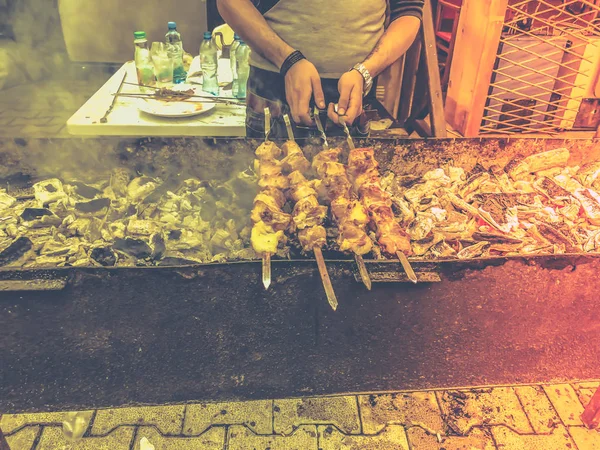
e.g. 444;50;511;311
352;63;373;96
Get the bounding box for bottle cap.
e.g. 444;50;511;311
234;34;241;41
204;31;212;40
134;31;146;40
168;22;177;30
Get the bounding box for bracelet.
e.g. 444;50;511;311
280;50;306;77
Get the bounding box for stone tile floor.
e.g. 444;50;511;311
1;380;599;449
0;78;108;138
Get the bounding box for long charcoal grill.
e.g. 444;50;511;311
0;136;599;413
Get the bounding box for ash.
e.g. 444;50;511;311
0;168;258;268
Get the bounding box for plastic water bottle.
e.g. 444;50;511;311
200;31;219;95
230;34;241;97
165;22;187;84
235;40;250;99
134;31;156;87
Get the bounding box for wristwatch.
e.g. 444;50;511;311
352;63;373;97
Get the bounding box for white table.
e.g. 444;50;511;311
67;57;246;137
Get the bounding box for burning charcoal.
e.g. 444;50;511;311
523;147;570;173
447;166;465;183
110;168;131;197
127;219;161;236
505;157;530;181
535;221;579;253
168;229;182;240
151;233;166;260
127;176;159;202
469;163;487;176
533;177;571;200
457;241;490;259
407;216;434;241
0;236;33;266
574;189;600;225
114;238;152;259
33;179;66;206
70;181;101;199
577;161;600;187
75;198;110;214
0;191;16;209
20;208;54;222
472;232;522;244
90;247;117;267
429;240;457;258
412;233;442;256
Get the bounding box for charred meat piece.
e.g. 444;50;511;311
255;141;282;160
298;225;327;251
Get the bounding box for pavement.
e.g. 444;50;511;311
1;380;599;449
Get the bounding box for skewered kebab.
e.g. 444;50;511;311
250;109;290;289
282;115;338;310
312;110;372;290
346;147;417;283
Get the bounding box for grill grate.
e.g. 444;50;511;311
480;0;600;134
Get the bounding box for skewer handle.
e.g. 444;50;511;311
264;107;271;142
336;112;355;150
283;114;295;142
354;253;372;290
396;251;418;284
314;247;338;311
262;252;272;290
313;106;329;149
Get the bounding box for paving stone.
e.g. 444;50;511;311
438;387;532;435
18;124;64;137
37;425;135;450
8;117;54;127
515;385;561;433
406;426;495;450
359;392;444;435
573;382;600;390
319;424;409;450
0;116;15;126
228;424;318;450
491;425;576;450
133;426;225;450
0;410;93;434
576;388;596;410
274;396;360;435
92;405;184;435
184;400;272;435
568;426;600;450
4;425;39;450
543;384;585;426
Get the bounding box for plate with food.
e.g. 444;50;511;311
137;85;216;118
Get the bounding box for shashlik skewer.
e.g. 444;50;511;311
311;142;373;290
346;147;418;284
283;115;338;310
251;108;290;289
314;108;372;289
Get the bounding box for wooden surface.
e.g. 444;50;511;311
66;58;246;137
419;0;447;137
445;0;509;137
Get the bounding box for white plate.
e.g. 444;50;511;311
137;85;216;118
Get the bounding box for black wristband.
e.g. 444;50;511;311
280;50;306;77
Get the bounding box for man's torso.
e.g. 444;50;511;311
249;0;387;78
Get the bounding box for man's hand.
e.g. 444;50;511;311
285;59;325;126
328;70;364;126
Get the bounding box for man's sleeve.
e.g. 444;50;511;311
389;0;424;22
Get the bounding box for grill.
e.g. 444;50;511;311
1;136;599;413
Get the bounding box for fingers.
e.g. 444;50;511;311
337;83;352;117
327;102;338;125
344;86;363;125
312;75;326;110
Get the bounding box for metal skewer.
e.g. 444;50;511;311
396;251;418;284
314;247;338;311
100;72;127;123
284;113;338;309
262;107;272;290
313;106;329;149
330;111;372;290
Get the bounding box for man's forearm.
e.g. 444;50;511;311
216;0;294;69
362;16;421;78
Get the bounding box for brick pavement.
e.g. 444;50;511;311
1;380;599;449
